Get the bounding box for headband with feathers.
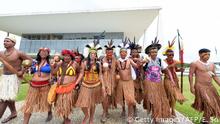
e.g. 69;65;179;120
118;37;129;51
145;37;162;54
128;37;142;52
104;39;115;50
84;40;102;58
162;36;176;55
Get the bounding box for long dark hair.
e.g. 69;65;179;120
86;53;100;74
36;51;50;64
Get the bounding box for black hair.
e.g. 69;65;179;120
36;51;50;64
86;53;100;74
199;48;211;54
166;49;174;53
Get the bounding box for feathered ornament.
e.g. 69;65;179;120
145;37;162;54
118;37;129;51
117;37;131;58
104;39;115;50
83;40;102;58
128;37;142;52
162;36;176;55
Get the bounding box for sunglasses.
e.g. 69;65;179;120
167;54;174;56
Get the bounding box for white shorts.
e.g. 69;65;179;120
0;74;20;101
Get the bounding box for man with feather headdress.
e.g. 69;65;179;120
100;40;117;123
115;38;138;123
128;37;144;117
163;37;186;117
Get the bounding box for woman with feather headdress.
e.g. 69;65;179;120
75;40;104;124
143;37;174;122
163;37;186;117
115;38;138;123
100;40;117;123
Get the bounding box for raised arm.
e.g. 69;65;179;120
129;58;138;68
18;51;33;62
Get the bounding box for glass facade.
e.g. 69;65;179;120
19;32;123;54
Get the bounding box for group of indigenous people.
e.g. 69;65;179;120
0;36;219;124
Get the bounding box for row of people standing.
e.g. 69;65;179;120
22;38;185;124
0;36;219;124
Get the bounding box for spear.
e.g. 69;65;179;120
177;29;184;93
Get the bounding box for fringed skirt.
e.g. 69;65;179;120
134;78;143;104
164;77;185;107
54;89;77;118
0;74;20;101
116;79;136;106
22;85;50;113
75;82;103;108
143;79;171;119
192;83;220;118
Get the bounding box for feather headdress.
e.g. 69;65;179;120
104;39;115;50
128;37;142;52
163;36;176;55
118;37;129;51
83;40;102;58
145;37;162;54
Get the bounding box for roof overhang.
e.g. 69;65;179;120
0;7;161;40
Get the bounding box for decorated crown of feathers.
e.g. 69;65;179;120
104;39;115;50
128;37;142;50
145;37;162;54
85;40;102;52
162;36;176;55
118;37;129;49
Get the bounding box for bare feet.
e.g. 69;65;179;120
45;111;53;122
100;113;107;123
121;110;126;118
89;117;94;124
82;115;89;124
1;113;17;123
64;118;71;124
106;112;110;118
171;110;176;117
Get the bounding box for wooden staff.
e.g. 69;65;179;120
177;29;184;93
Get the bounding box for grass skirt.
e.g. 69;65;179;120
75;83;103;108
134;78;143;104
0;74;20;101
192;83;220;118
116;79;136;106
164;77;185;107
54;89;77;118
22;85;50;113
143;79;171;119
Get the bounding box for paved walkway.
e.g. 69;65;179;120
0;101;193;124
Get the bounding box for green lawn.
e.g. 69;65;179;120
175;76;220;124
16;76;220;124
16;83;29;101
